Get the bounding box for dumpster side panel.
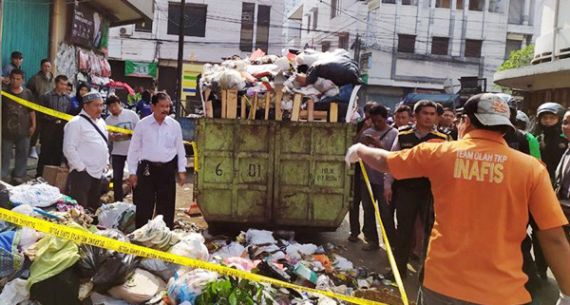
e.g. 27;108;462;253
273;123;354;229
196;119;273;224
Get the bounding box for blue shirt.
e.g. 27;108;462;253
135;99;152;118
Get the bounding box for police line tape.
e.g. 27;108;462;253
0;207;388;305
359;161;409;305
0;90;199;171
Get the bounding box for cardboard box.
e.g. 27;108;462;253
42;166;69;192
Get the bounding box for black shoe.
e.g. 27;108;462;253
348;235;359;242
361;243;380;251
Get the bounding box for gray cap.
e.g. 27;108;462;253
464;93;514;130
82;92;102;104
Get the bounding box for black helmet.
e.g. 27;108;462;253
536;102;565;118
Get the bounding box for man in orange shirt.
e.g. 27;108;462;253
345;93;570;305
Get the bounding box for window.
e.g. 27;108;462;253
382;0;396;3
508;0;524;25
504;39;522;59
240;3;255;52
167;2;207;37
435;0;450;8
402;0;416;5
255;5;271;53
469;0;483;11
457;0;464;9
330;0;339;19
135;18;153;32
489;0;505;13
464;39;482;58
313;9;318;30
398;34;416;53
322;41;331;52
338;32;349;49
307;15;311;33
432;37;449;55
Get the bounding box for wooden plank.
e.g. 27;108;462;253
307;99;314;122
221;90;228;119
226;89;238;119
291;94;302;122
274;87;284;121
264;93;271;120
249;94;258;120
205;101;214;118
240;95;247;119
329;102;338;123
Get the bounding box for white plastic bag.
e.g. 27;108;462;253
169;232;209;261
245;229;276;245
0;278;30;305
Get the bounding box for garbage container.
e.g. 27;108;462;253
195;118;354;231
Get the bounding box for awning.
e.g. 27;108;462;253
92;0;153;26
493;58;570;91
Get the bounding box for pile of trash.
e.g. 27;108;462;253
0;181;405;305
200;48;361;121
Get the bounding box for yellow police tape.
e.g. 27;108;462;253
359;160;409;305
0;207;388;305
0;90;199;171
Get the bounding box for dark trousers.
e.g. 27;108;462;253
134;158;177;229
419;287;480;305
521;233;542;300
360;182;396;246
111;155;127;202
349;166;363;236
393;184;433;277
36;122;64;177
66;170;102;211
30;126;39;147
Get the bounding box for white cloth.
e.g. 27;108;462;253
105;109;139;156
63;110;109;179
127;115;187;175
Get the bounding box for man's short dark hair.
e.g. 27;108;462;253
413;100;437;114
151;92;170;105
9;68;24;78
11;51;23;59
395;105;412;116
106;95;122;106
142;90;152;102
40;58;50;66
443;107;455;114
369;104;389;119
55;74;68;84
436;103;444;116
364;101;378;114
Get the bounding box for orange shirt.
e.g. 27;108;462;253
386;129;568;305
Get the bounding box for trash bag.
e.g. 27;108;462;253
77;229;138;293
0;183;11;209
30;266;81;305
108;268;166;304
306;54;360;87
139;258;179;282
96;202;136;234
169;232;209;261
0;278;30;305
167;269;218;305
128;215;180;251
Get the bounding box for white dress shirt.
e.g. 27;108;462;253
63;110;109;179
127;114;187;175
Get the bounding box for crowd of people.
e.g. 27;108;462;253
1;50;187;230
347;94;570;305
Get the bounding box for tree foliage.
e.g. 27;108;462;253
498;44;534;72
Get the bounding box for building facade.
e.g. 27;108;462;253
288;0;538;108
107;0;285;102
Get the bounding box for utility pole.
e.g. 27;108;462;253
353;33;361;67
175;0;186;118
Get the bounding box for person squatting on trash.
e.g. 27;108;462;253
105;95;139;202
63;92;109;212
127;92;187;229
384;100;451;279
345;93;570;305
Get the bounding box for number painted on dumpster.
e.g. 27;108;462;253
215;163;223;176
248;163;262;178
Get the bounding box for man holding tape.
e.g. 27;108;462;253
63;92;109;212
127;92;186;229
345;93;570;305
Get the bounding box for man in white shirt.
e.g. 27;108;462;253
105;95;139;202
63;92;109;211
127;92;187;229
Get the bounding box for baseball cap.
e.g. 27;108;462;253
459;93;514;131
82;92;103;103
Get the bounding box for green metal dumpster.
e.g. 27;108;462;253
195;119;354;231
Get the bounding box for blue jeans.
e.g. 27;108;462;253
2;136;30;180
